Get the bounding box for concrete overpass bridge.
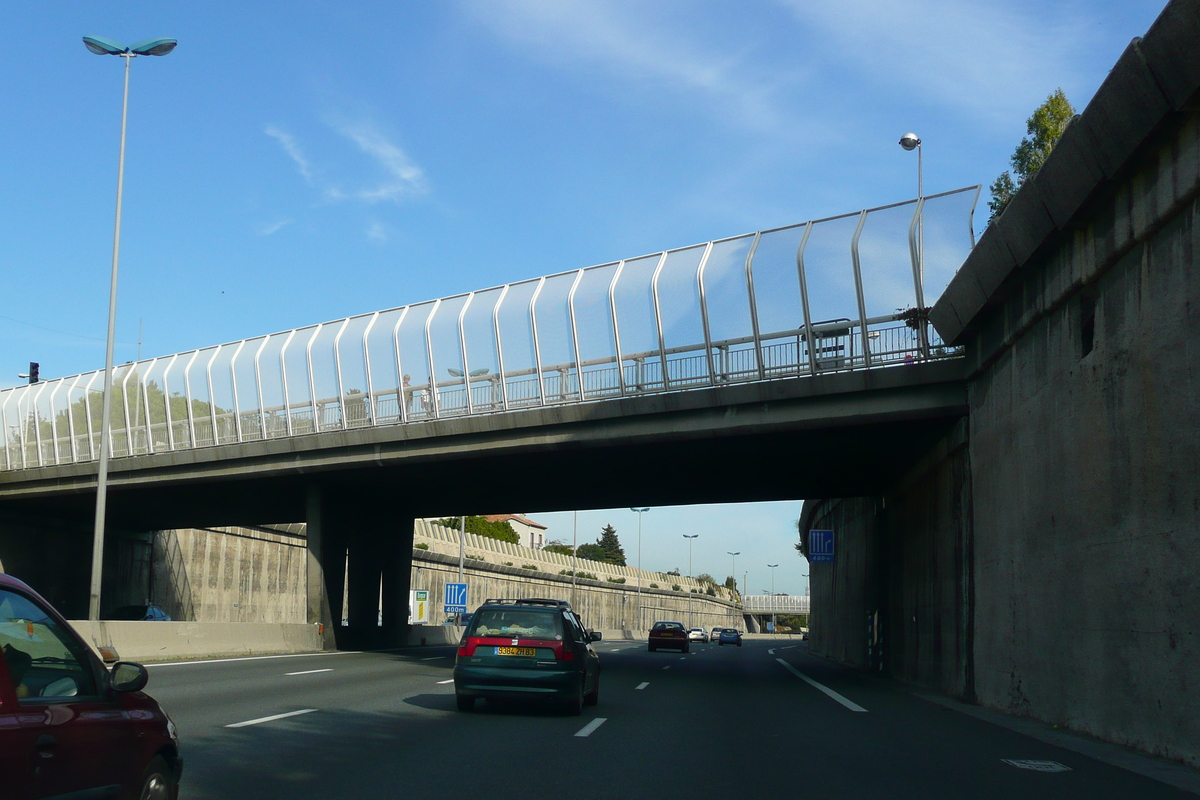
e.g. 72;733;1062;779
0;187;978;640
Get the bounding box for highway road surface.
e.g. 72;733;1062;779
143;637;1196;799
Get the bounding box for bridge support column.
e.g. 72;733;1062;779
307;485;414;651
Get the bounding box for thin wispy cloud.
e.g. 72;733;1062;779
264;125;313;182
365;219;390;243
257;218;293;236
328;120;427;203
778;0;1092;123
460;0;790;132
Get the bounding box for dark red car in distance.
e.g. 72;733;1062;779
0;572;182;799
648;620;690;652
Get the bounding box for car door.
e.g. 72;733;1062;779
0;651;35;800
0;586;132;798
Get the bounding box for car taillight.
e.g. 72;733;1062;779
458;636;482;657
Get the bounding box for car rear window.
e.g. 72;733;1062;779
652;621;684;630
469;609;563;639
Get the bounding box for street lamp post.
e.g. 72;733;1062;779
83;35;177;622
767;563;779;634
631;508;649;631
899;131;929;358
683;534;698;628
727;551;740;600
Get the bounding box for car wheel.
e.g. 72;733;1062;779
584;676;599;707
564;678;584;716
138;756;176;800
456;693;475;712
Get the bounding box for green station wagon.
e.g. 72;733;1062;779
453;598;601;715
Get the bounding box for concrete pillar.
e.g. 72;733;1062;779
305;486;338;650
309;486;414;651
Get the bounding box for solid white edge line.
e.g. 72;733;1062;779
420;656;446;661
148;651;358;668
437;679;455;684
574;718;608;737
225;708;319;728
776;659;867;712
285;668;333;676
635;682;649;690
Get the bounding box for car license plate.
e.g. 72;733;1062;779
496;646;537;657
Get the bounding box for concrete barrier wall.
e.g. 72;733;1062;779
69;620;323;663
410;547;743;634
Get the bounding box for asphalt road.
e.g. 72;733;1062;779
142;638;1194;799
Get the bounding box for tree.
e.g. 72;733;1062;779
723;576;737;591
989;88;1076;220
596;524;626;566
542;539;574;556
575;543;607;562
695;573;716;585
434;516;519;544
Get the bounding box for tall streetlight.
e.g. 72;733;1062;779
83;35;178;622
899;132;928;358
683;534;698;628
727;551;740;600
767;563;779;635
631;508;649;631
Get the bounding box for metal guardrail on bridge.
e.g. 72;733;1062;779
0;186;978;471
743;595;811;614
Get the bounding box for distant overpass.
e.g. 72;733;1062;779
743;594;810;615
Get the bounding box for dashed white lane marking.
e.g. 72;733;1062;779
768;649;776;655
149;651;356;668
285;668;333;676
635;682;649;690
226;708;318;728
662;665;671;670
679;656;687;660
420;656;445;661
775;659;867;712
437;679;455;685
574;718;608;737
779;646;796;650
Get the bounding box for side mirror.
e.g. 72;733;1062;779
111;661;149;693
588;631;602;642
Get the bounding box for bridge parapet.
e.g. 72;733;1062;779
742;595;811;614
1;187;977;472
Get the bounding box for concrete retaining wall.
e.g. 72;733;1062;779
69;620;322;663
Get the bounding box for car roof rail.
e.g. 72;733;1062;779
482;598;572;610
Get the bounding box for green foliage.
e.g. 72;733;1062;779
606;576;626;584
520;564;539;571
695;573;716;585
989;89;1076;220
705;585;716;596
671;584;682;592
559;569;598;580
502;560;513;566
649;582;659;589
414;543;429;550
543;540;574;556
689;588;700;593
666;568;681;577
465;554;486;561
435;515;519;544
575;543;607;562
596;524;626;566
723;576;737;591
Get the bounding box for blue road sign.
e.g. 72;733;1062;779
809;529;835;563
444;582;468;614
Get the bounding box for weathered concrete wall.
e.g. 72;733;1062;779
804;418;973;696
149;527;309;624
410;548;743;634
963;111;1200;767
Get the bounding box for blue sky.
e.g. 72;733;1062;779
1;1;1168;592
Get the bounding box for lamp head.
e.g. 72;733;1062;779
130;38;177;56
83;36;128;55
899;133;921;151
